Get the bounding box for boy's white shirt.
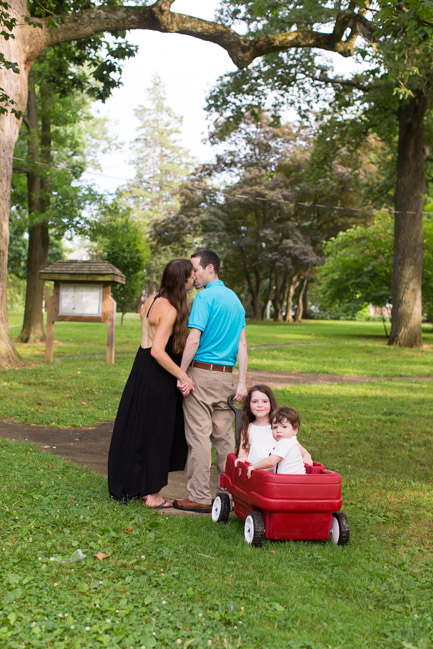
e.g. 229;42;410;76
272;437;306;475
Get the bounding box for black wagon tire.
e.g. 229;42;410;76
330;511;350;545
211;494;231;523
244;511;265;547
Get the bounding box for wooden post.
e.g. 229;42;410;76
106;295;116;364
45;295;54;361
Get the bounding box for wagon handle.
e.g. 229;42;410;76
228;394;243;443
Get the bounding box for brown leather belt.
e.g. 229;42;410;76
190;360;233;373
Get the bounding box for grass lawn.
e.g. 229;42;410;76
1;314;432;647
2;315;433;427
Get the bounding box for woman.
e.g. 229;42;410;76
108;258;195;507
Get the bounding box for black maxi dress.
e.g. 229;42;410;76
107;307;187;502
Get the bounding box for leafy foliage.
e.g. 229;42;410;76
89;202;148;320
155;112;376;320
318;211;433;319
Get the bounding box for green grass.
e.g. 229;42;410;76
1;377;432;648
246;320;433;376
1;317;432;426
1;313;433;647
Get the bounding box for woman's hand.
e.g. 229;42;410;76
177;375;195;396
247;465;254;479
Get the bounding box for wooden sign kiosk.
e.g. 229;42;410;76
39;260;126;364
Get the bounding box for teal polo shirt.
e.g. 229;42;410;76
188;280;245;366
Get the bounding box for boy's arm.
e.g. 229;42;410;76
247;454;282;477
298;443;313;466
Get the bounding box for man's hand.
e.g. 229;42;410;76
233;381;248;402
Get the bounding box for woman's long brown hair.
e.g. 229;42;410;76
158;258;193;355
236;385;278;454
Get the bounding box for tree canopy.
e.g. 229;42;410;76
2;0;433;364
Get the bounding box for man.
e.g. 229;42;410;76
173;250;248;513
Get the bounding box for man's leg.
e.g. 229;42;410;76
182;367;214;505
211;372;236;482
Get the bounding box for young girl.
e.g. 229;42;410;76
235;385;312;467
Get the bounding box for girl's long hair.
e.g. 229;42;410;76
158;258;193;355
236;385;278;454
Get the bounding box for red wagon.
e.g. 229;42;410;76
211;397;350;547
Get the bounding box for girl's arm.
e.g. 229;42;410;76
298;443;313;466
247;454;281;477
235;424;251;465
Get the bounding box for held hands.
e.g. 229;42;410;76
177;375;195;396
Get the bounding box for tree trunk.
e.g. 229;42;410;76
18;223;49;342
261;272;273;320
272;268;289;321
242;256;261;319
388;93;427;347
18;72;50;343
0;1;29;364
294;277;308;323
284;274;299;322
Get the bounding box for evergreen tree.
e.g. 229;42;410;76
119;75;194;293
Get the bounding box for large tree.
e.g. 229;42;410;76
318;211;433;324
11;67;103;342
0;0;431;364
207;0;433;347
154;113;369;320
10;3;136;344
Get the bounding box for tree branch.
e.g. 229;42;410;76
23;1;366;69
316;72;372;93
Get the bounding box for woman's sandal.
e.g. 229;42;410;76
145;498;173;509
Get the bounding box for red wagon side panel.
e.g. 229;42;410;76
220;453;344;541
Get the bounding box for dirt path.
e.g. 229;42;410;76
1;369;430;505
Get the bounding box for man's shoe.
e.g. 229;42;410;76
173;498;212;513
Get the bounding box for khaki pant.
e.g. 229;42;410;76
183;366;235;504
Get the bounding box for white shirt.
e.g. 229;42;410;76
247;424;274;465
273;437;306;475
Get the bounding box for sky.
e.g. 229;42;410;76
83;0;236;193
82;1;359;194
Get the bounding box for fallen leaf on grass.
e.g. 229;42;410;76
94;552;110;561
124;526;133;533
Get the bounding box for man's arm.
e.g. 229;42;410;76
234;328;248;401
177;328;202;395
180;328;201;372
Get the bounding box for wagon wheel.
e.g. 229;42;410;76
244;511;265;547
211;494;231;523
330;512;350;546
